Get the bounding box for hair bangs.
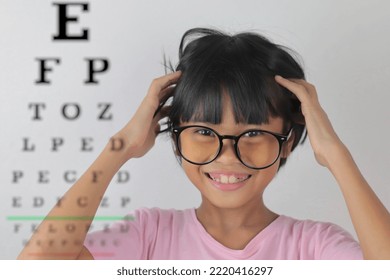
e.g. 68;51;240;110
176;80;224;124
223;71;274;125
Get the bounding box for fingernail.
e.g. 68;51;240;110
275;75;283;79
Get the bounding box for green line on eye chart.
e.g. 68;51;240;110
6;216;134;221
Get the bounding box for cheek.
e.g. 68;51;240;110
181;161;204;189
252;160;280;189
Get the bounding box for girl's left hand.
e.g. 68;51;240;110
274;75;345;168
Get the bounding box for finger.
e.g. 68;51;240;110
289;79;317;97
152;73;180;118
158;85;175;101
158;105;172;119
153;105;173;134
275;75;310;102
149;71;182;95
155;116;171;134
154;123;161;135
153;89;174;118
289;78;314;88
152;81;176;118
153;105;172;121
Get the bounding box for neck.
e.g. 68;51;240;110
195;195;278;230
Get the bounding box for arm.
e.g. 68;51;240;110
275;75;390;259
17;71;181;259
17;140;127;260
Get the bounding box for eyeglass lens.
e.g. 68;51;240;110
177;127;281;169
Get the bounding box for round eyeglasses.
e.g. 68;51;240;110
172;125;292;170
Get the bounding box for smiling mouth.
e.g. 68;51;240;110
206;173;251;184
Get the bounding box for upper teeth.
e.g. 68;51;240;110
209;174;248;184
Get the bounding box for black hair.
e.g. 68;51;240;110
166;27;306;168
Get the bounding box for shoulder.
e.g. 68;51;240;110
275;215;362;259
277;215;349;236
275;214;356;242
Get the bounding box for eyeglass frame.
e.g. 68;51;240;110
171;125;293;170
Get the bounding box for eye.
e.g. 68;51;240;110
195;128;214;137
243;130;264;137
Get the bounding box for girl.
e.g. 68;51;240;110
18;28;390;260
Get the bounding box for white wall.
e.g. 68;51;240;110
0;0;389;259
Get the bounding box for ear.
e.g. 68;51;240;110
280;130;295;159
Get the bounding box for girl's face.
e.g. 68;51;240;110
180;96;288;210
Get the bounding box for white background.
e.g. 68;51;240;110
0;0;389;259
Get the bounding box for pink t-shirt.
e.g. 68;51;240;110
84;207;362;260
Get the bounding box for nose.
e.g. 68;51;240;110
215;138;240;164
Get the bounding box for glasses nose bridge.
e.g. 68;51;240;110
219;134;238;144
218;134;239;154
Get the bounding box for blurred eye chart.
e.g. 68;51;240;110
0;0;389;259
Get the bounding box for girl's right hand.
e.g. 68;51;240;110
113;71;181;161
